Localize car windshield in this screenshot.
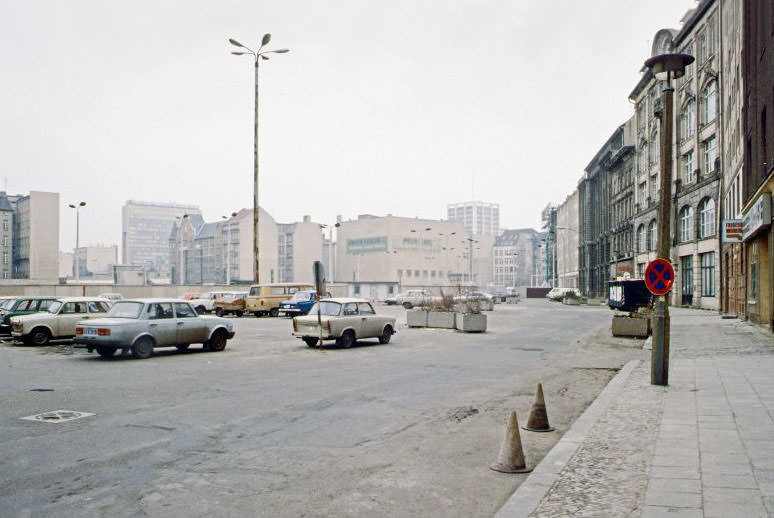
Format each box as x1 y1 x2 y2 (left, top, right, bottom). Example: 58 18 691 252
0 299 15 310
308 301 341 316
47 301 62 313
290 291 312 301
106 301 144 319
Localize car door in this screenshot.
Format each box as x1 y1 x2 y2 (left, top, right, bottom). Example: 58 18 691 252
357 302 380 337
57 302 89 337
146 303 177 345
341 302 362 336
174 303 207 344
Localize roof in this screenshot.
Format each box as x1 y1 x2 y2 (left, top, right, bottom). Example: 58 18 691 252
0 195 13 212
494 228 538 247
120 298 193 304
196 222 218 240
55 297 110 302
319 297 371 304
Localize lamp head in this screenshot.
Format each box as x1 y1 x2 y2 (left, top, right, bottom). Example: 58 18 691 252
644 53 694 82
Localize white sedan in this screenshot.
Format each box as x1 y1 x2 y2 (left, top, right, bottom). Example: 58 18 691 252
292 298 396 348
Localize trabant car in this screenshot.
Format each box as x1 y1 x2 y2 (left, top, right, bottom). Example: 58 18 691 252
278 290 332 317
10 297 112 345
0 296 58 334
213 292 248 317
246 283 313 317
292 297 396 348
74 299 235 359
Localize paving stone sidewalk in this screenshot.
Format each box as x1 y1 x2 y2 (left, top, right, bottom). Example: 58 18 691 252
497 309 774 518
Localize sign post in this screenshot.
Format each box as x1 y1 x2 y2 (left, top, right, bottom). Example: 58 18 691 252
313 261 325 349
645 258 675 385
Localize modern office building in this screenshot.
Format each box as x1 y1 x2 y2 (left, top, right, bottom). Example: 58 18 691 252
2 191 60 280
122 200 201 280
0 194 13 280
446 201 500 237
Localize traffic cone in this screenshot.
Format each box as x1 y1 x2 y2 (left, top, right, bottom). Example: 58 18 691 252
490 411 533 473
523 383 555 433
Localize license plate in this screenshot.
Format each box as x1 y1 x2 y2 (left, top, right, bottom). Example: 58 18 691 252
84 328 97 335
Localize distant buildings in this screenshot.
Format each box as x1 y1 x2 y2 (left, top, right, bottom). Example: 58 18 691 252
122 200 202 280
73 245 119 279
0 191 60 280
447 201 500 237
492 229 541 287
556 189 580 289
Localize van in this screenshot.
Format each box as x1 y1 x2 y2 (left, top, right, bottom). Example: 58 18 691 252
246 283 314 317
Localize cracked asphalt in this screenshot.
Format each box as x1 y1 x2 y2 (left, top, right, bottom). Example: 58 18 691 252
0 299 646 517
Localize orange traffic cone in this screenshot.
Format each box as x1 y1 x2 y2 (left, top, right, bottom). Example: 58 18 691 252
523 383 555 432
490 411 533 473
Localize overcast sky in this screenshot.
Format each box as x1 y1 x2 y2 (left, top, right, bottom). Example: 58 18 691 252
0 0 697 252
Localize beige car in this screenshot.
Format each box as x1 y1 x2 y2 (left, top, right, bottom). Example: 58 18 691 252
246 283 313 317
11 297 112 345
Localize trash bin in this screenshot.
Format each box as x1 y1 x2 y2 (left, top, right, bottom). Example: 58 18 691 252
608 280 653 313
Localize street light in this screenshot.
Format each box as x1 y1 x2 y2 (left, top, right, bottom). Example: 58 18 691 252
221 212 238 284
645 52 694 387
229 34 290 285
175 214 189 285
67 202 86 281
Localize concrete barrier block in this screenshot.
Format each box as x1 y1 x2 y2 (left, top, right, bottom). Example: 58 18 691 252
427 311 456 329
611 314 649 337
406 309 428 328
455 312 487 332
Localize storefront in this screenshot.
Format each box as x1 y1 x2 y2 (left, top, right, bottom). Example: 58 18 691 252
742 193 772 325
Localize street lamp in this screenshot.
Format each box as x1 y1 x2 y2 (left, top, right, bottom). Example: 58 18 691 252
175 214 189 284
67 202 86 281
644 52 694 386
221 212 238 284
229 34 290 285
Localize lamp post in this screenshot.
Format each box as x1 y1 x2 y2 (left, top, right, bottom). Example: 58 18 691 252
645 52 694 386
68 202 86 281
221 212 238 284
229 34 289 285
175 214 189 285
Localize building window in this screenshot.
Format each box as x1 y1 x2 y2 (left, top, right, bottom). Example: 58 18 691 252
353 284 361 295
680 101 695 139
750 246 758 300
649 132 660 165
639 144 648 173
650 175 658 200
639 182 647 205
682 150 695 183
2 253 6 265
637 224 646 252
702 135 717 175
708 15 717 55
698 198 715 238
698 31 707 63
648 219 657 250
681 256 694 296
701 81 717 124
2 271 7 279
701 252 715 296
637 263 646 278
2 220 6 231
679 206 694 242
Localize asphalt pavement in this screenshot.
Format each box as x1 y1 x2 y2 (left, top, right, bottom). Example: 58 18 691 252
0 299 644 518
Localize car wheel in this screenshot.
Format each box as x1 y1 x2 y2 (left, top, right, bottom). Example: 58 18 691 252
96 346 116 358
402 302 413 309
235 311 244 318
253 312 262 318
215 308 224 317
30 327 51 346
269 308 279 317
206 330 227 352
176 344 190 351
303 336 319 347
336 330 355 348
196 305 207 314
131 337 154 359
378 326 393 345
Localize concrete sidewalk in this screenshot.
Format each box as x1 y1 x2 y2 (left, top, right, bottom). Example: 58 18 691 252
497 309 774 518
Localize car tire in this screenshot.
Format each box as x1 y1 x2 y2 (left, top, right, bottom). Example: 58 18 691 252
253 312 262 318
96 346 116 358
215 308 224 317
402 302 413 309
269 308 279 317
303 336 319 347
206 330 227 352
378 326 393 345
235 311 244 318
176 344 190 351
337 330 355 349
29 327 51 346
195 305 206 314
131 337 154 359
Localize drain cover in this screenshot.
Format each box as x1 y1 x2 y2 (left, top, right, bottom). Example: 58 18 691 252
20 410 95 423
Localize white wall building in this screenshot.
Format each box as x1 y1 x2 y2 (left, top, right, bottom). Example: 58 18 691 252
8 191 60 280
447 201 500 237
556 189 580 288
74 245 119 279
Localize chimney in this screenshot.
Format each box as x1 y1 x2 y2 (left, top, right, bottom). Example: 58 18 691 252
303 215 311 223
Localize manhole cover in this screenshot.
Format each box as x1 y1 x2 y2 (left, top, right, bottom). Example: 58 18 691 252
20 410 95 423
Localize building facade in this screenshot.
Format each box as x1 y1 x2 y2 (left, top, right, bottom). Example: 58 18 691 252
0 195 13 280
8 191 60 280
73 245 119 279
447 201 500 237
122 200 202 280
492 228 541 288
556 189 580 288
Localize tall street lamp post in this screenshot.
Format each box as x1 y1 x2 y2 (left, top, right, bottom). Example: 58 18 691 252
221 212 238 284
68 202 86 281
229 34 289 285
645 52 694 386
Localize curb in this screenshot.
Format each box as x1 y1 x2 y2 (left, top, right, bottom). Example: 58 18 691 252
494 359 640 518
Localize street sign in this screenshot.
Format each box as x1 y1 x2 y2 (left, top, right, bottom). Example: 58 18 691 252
644 258 674 296
722 219 744 242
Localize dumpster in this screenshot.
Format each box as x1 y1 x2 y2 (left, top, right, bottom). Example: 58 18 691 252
608 279 653 313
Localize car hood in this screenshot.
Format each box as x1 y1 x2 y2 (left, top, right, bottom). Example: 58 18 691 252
11 313 51 324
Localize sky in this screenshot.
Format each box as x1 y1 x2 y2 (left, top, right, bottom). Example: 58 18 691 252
0 0 697 252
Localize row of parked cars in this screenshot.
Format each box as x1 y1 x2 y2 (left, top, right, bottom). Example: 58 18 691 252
180 284 325 318
385 289 519 310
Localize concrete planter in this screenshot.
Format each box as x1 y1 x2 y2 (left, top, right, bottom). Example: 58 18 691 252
505 296 520 304
611 314 649 337
427 311 456 329
406 309 428 328
563 297 581 305
455 312 487 333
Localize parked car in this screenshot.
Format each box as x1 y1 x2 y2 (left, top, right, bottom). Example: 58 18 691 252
74 299 235 359
278 290 332 317
246 283 314 317
10 297 112 345
188 292 229 314
0 296 59 334
395 290 441 309
459 291 495 311
213 292 248 317
292 298 396 348
180 292 201 301
384 294 398 305
97 293 123 302
546 288 581 301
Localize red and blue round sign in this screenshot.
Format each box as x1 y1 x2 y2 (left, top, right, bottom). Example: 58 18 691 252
644 258 674 296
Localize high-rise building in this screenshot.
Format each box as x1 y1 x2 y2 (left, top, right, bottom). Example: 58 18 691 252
122 200 201 279
0 191 60 280
446 201 500 237
0 195 13 280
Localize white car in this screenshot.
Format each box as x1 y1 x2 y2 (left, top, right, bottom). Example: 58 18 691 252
97 293 123 302
292 298 397 348
11 297 112 345
188 292 229 314
546 288 581 301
